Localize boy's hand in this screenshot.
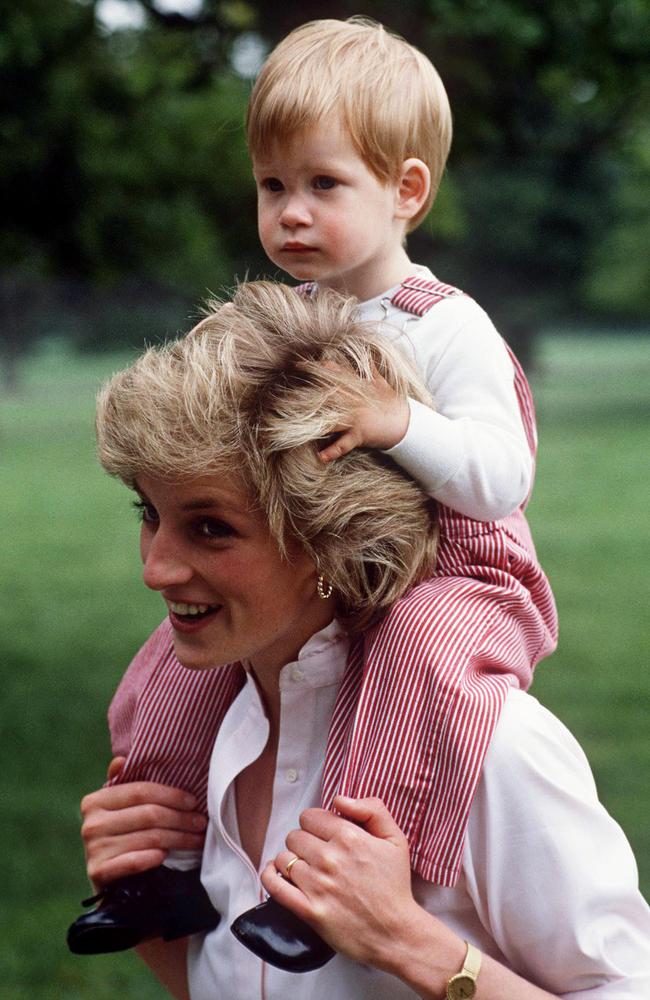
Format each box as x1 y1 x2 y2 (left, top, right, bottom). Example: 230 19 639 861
80 758 207 889
318 367 410 462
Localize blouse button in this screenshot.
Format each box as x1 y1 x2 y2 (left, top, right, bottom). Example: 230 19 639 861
286 768 299 783
292 666 305 682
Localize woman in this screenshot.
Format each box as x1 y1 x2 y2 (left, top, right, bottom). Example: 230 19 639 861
81 282 650 999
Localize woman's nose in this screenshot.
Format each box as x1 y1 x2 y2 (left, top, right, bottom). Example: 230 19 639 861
141 527 193 592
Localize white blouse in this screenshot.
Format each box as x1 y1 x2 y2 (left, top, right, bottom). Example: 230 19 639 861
187 622 650 999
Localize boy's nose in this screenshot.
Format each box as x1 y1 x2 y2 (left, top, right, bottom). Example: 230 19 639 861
279 195 312 228
141 528 193 592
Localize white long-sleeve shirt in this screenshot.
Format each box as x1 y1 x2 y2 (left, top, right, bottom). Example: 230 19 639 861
358 268 534 520
187 621 650 999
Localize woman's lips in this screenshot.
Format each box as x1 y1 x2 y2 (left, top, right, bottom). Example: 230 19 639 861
167 602 221 633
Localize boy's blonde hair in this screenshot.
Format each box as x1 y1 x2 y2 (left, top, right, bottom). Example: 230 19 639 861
96 281 438 631
246 17 452 229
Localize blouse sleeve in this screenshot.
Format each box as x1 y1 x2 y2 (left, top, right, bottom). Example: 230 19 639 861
460 691 650 998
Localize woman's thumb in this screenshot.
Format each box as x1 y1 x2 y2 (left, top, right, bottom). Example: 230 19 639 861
106 756 126 782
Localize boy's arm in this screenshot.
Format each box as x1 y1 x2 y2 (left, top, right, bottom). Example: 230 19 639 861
321 300 533 521
385 394 532 520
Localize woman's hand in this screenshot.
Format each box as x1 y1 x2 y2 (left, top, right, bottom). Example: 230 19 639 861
260 795 424 970
81 757 207 889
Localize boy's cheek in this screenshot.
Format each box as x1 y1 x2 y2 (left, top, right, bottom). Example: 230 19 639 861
257 219 275 257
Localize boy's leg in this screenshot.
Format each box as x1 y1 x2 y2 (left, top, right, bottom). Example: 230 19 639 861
107 626 245 814
68 629 244 954
326 568 555 882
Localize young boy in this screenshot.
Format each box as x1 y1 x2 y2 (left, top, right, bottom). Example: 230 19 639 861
68 17 557 967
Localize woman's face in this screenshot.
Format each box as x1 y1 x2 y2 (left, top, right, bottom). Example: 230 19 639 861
135 473 333 677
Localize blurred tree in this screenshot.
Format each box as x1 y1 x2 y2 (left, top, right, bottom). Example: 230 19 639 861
1 0 648 381
583 126 650 321
414 0 650 360
0 0 257 378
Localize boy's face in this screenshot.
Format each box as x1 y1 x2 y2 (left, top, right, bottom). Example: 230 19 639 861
253 117 408 301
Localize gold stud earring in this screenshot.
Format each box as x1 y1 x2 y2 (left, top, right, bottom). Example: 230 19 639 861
317 574 333 600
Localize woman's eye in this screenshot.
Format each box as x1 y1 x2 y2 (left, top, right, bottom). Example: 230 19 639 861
262 177 283 192
313 175 337 190
196 518 234 540
133 499 158 524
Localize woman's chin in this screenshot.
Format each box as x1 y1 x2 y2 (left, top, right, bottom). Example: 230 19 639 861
170 630 228 673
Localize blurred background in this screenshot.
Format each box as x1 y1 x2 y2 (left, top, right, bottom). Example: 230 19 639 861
1 0 649 996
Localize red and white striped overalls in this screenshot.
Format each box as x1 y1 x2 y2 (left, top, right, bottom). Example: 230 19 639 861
108 277 557 887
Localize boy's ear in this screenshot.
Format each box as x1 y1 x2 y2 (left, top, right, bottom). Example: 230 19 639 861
395 159 431 222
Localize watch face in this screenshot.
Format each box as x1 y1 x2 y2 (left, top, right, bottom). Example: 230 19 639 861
448 974 476 999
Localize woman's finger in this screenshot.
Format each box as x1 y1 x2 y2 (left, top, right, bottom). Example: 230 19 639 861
260 860 315 925
85 828 206 887
81 781 197 816
83 819 206 855
299 806 355 840
333 795 406 844
285 827 338 868
89 848 169 887
106 756 126 781
262 805 417 967
82 802 206 840
274 850 309 884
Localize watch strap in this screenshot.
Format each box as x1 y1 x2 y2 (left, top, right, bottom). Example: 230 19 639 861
446 940 482 999
462 942 481 978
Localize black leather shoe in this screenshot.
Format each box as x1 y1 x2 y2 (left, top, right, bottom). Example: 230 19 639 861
67 865 220 954
230 897 335 972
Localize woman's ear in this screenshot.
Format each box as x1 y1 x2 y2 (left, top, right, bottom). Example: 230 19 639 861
395 158 431 222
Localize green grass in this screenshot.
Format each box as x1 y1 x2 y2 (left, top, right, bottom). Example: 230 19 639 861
1 334 649 995
527 334 650 876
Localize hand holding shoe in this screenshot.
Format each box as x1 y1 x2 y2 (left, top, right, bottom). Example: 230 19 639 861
68 759 216 955
233 796 419 973
80 758 207 888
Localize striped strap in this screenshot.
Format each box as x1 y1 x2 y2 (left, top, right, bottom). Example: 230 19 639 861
391 276 538 461
390 276 465 315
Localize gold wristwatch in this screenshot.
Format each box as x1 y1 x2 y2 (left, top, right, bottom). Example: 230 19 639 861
446 941 482 999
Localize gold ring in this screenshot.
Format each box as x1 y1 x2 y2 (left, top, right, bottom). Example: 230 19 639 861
284 856 300 879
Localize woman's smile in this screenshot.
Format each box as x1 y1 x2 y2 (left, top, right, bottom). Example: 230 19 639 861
166 601 222 633
136 473 334 677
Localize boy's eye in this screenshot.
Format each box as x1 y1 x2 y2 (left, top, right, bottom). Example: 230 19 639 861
313 175 337 190
262 177 284 192
133 499 158 524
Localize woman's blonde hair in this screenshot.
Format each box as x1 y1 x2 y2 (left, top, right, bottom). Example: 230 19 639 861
96 281 437 631
246 17 452 229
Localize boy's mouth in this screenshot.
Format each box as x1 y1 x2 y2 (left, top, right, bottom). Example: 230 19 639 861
282 242 317 252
